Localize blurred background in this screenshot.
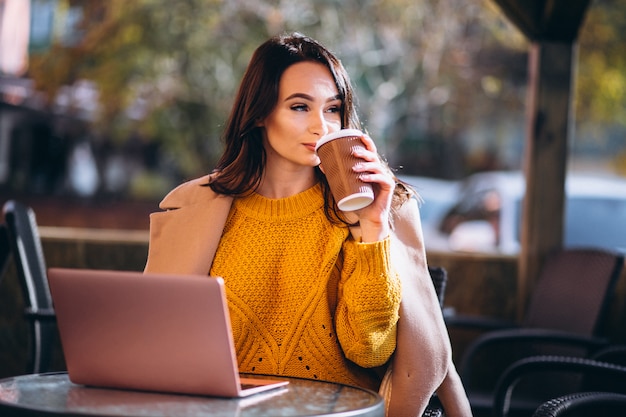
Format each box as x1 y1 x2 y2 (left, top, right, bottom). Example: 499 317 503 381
2 2 626 398
1 0 625 249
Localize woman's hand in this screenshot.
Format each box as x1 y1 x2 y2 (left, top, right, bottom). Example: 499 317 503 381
352 134 395 242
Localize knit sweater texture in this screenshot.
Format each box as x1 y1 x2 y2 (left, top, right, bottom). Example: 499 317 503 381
210 184 401 390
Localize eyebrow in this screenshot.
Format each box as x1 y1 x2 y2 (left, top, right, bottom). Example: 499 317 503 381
284 93 342 102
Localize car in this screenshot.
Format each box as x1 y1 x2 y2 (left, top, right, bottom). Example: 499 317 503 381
431 171 626 254
397 175 460 250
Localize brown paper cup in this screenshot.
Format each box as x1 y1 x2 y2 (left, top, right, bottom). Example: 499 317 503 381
315 129 374 211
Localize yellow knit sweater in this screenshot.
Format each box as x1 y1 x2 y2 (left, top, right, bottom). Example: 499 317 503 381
210 184 401 390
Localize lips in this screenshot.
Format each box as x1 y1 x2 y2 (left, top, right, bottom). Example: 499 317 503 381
304 143 317 152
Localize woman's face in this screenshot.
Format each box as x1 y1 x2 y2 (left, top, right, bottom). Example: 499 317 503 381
259 61 342 170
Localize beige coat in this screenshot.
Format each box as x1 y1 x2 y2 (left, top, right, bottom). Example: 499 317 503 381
145 175 457 417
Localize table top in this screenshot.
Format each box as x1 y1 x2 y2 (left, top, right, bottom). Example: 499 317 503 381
0 372 384 417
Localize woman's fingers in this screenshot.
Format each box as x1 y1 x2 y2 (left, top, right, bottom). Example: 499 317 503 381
352 136 394 190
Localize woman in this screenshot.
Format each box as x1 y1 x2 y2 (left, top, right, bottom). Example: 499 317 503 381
145 32 471 417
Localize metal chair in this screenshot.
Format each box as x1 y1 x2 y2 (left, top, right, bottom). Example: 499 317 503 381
492 345 626 417
0 224 10 283
3 200 57 374
446 248 625 416
420 266 449 417
428 266 447 309
532 392 626 417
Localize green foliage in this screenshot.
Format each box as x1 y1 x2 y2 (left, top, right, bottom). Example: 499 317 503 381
25 0 626 186
577 0 626 126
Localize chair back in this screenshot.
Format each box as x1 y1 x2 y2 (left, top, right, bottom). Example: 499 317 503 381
0 224 11 282
522 248 624 336
428 266 447 309
3 200 59 374
3 200 53 314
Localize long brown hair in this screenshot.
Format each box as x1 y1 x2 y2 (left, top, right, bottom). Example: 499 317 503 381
209 32 361 222
210 32 413 223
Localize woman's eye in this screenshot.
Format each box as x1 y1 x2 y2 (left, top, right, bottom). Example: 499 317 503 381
326 106 341 113
291 104 308 112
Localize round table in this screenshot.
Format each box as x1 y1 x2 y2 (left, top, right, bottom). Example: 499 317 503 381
0 372 384 417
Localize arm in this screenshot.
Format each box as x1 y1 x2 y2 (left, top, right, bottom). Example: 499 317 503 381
335 238 402 367
333 134 402 367
345 134 471 415
436 359 473 417
386 259 451 417
387 196 470 417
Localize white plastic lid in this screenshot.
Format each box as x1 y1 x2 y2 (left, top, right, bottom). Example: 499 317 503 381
314 129 364 151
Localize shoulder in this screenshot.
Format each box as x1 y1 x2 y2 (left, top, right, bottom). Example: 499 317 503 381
159 174 218 210
390 183 423 242
391 182 420 221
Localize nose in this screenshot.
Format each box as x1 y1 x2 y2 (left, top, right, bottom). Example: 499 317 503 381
309 110 330 137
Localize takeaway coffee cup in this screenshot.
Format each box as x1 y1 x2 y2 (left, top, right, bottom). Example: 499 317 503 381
315 129 375 211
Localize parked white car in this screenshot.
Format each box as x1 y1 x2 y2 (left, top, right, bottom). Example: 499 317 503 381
428 171 626 254
397 175 459 250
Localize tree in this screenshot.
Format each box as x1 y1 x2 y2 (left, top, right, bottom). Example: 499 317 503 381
24 0 623 198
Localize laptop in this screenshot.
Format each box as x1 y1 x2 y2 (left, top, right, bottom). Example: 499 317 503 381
47 268 289 398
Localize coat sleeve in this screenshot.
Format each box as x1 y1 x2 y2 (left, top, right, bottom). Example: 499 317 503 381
383 196 453 417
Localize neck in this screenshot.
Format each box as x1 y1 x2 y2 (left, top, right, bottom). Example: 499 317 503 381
257 168 318 199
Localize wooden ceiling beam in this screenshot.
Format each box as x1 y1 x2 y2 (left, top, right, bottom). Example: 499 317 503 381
492 0 592 42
